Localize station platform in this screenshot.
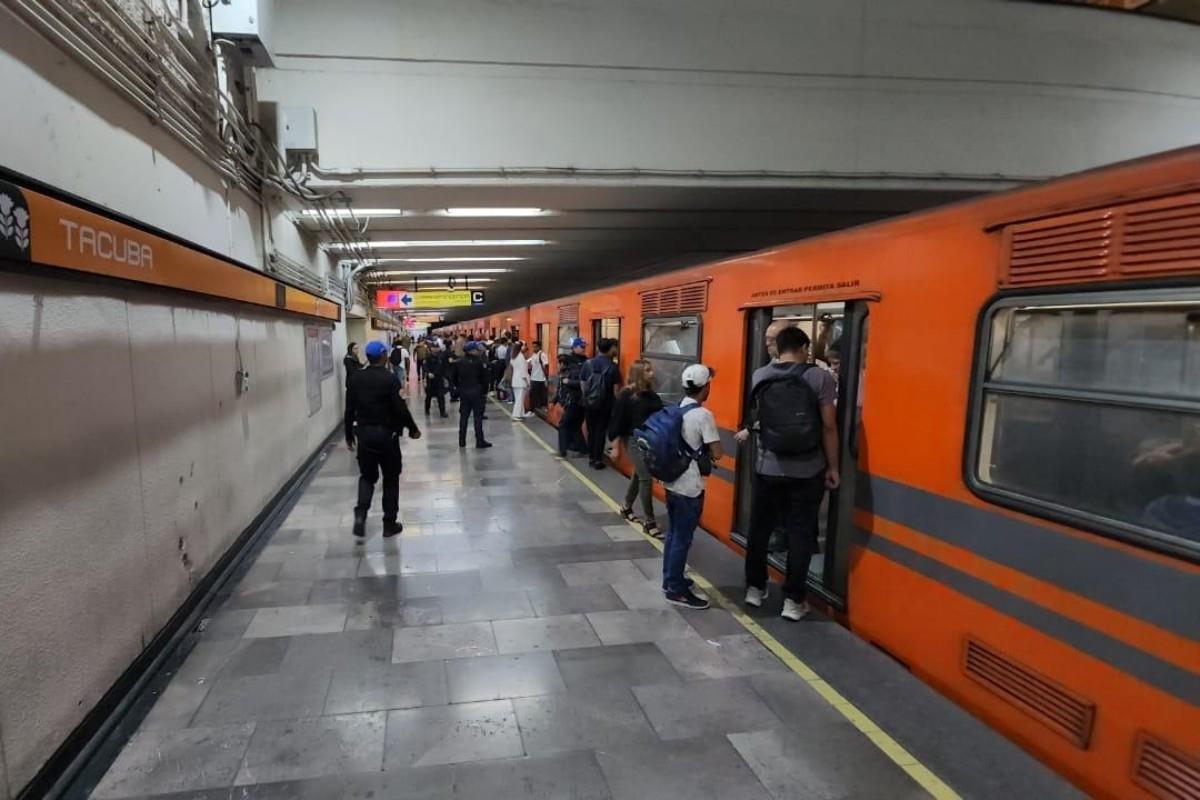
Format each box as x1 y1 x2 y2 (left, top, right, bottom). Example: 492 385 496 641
84 398 1082 800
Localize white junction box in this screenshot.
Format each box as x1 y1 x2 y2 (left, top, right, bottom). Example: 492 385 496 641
279 106 319 157
210 0 275 67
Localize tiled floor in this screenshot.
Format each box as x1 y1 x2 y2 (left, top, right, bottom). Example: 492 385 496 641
88 398 937 799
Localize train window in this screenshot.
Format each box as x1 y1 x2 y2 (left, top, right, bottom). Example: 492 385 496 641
557 324 579 355
971 290 1200 558
642 315 702 401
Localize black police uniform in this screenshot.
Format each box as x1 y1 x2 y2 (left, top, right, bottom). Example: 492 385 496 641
424 351 449 417
344 364 420 535
451 350 491 448
557 352 588 457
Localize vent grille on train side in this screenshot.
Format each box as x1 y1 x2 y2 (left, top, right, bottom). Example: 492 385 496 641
1133 734 1200 800
1001 192 1200 287
962 638 1096 748
641 280 709 316
557 303 579 324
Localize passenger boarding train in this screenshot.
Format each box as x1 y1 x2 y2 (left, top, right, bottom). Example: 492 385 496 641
442 147 1200 800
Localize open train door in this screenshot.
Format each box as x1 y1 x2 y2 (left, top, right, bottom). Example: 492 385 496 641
731 299 869 610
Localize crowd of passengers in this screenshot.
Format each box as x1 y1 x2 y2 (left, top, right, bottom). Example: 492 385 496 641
341 325 842 618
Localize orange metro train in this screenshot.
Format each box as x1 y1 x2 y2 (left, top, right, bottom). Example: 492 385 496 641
440 147 1200 800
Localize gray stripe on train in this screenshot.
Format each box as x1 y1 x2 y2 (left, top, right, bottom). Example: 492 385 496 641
852 528 1200 707
857 474 1198 642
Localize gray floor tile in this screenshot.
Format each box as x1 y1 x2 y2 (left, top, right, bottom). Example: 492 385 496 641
453 750 612 800
343 597 443 630
557 560 648 587
602 523 645 542
138 675 212 731
197 609 256 640
307 576 402 605
392 621 498 663
191 670 332 726
91 724 254 798
596 736 768 800
278 629 392 674
384 700 524 768
439 590 534 623
234 712 386 785
446 652 566 703
585 609 701 646
729 725 928 800
514 688 658 756
243 605 347 638
526 585 626 617
324 660 448 714
680 606 747 639
223 582 314 611
277 555 361 581
357 552 438 577
219 638 290 678
435 550 513 572
631 557 662 582
171 639 241 684
610 580 672 610
492 614 601 654
223 764 455 799
478 563 569 592
553 643 683 696
400 570 483 599
747 671 852 728
655 634 788 681
633 678 781 740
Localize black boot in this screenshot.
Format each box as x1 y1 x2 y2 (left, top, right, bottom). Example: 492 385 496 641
352 512 366 540
383 520 403 538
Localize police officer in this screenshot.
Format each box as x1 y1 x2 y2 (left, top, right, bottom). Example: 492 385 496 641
345 340 421 540
451 341 492 449
424 341 449 418
556 337 589 458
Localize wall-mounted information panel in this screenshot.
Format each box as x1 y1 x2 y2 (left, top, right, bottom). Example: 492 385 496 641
0 177 340 322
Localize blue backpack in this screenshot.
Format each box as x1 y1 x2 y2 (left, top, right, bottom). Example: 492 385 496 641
633 403 703 482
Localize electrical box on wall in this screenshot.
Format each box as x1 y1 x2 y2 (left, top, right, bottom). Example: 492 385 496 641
279 106 319 158
210 0 275 67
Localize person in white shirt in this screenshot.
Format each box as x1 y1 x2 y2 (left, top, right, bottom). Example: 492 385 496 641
528 340 550 411
662 364 723 610
509 341 532 420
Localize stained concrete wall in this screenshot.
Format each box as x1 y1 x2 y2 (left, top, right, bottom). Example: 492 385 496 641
261 0 1200 181
0 7 342 795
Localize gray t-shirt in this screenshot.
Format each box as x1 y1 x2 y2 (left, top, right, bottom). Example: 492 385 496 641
750 361 837 479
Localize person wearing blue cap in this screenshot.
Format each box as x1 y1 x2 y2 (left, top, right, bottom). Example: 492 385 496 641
554 337 589 458
451 340 493 449
344 340 422 539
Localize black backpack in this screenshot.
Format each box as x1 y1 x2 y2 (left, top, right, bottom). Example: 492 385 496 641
752 364 822 455
581 359 610 409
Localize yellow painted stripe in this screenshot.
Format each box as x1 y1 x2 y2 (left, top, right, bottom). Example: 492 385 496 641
500 400 961 800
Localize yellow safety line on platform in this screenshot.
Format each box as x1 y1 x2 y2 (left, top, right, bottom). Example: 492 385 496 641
499 401 960 800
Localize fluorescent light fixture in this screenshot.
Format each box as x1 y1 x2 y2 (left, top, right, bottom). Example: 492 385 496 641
326 239 548 250
368 277 497 283
369 268 510 275
360 256 525 264
439 207 550 217
300 209 411 218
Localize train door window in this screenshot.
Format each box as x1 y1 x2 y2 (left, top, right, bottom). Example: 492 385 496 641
537 323 551 352
969 289 1200 559
642 315 702 402
557 323 579 355
593 317 621 358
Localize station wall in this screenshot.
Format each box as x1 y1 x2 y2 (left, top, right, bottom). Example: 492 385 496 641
261 0 1200 182
0 8 343 796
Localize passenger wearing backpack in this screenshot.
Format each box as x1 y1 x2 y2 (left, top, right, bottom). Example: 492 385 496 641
579 338 621 470
607 359 664 537
734 326 840 621
647 363 722 610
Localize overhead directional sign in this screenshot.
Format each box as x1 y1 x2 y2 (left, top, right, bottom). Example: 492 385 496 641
376 289 481 309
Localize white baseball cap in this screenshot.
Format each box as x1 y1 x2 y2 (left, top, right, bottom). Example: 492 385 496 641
681 363 715 389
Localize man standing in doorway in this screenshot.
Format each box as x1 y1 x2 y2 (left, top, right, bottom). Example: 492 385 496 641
735 326 840 621
580 338 621 470
529 340 550 411
452 341 493 449
345 340 422 540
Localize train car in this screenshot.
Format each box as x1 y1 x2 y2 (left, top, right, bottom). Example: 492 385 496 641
449 147 1200 799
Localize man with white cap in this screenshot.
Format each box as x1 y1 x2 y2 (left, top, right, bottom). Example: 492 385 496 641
661 363 723 610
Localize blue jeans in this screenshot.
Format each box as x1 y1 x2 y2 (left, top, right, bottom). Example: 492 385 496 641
663 491 704 594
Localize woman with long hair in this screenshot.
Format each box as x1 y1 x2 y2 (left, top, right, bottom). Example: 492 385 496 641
607 359 664 537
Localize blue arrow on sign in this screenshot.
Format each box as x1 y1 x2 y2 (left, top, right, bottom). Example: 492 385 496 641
400 293 414 307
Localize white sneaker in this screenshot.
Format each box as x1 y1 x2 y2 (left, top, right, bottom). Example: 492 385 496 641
744 586 768 608
781 599 810 621
523 412 534 418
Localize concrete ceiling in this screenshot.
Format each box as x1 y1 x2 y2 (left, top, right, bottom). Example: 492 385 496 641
298 183 984 323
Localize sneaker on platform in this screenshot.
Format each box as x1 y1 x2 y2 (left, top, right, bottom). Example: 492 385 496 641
664 588 710 610
745 586 768 608
781 599 810 621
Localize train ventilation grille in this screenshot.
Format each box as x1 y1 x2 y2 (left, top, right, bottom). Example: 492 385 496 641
1001 192 1200 287
557 303 579 324
962 637 1095 748
1133 734 1200 800
641 280 709 316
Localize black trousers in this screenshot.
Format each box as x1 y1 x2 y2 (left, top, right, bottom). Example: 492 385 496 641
458 393 487 445
585 405 612 464
355 425 402 522
530 380 548 410
744 472 826 602
558 403 586 456
425 383 446 416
